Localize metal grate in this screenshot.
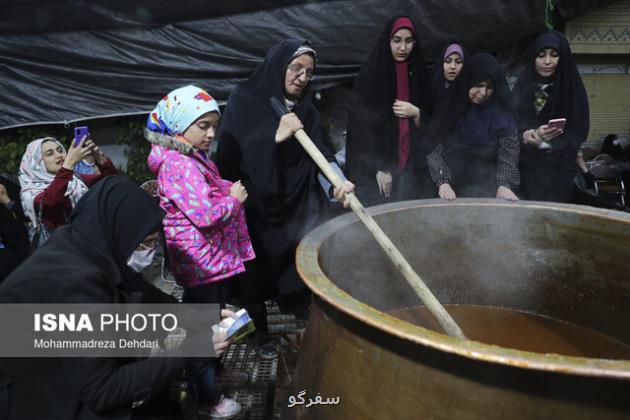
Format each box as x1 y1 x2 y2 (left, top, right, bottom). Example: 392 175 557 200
150 266 304 419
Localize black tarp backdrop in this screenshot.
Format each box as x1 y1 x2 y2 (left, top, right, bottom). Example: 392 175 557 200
0 0 619 129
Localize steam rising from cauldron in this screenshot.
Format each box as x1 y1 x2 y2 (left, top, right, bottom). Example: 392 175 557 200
313 201 630 345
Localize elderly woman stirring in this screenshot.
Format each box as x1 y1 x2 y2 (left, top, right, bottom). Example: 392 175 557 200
217 39 354 359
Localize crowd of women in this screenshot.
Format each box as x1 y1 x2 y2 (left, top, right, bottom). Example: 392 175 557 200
0 14 592 420
347 16 589 205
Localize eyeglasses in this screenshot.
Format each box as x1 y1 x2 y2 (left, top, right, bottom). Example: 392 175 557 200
390 38 415 49
287 63 315 81
139 236 160 251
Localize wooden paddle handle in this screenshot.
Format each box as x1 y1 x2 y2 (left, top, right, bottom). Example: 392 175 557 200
293 128 466 339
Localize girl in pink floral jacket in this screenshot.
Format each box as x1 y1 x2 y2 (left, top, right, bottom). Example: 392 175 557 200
146 85 255 304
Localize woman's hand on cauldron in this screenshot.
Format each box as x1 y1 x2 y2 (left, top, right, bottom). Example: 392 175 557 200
333 180 355 208
376 171 393 198
496 186 519 201
275 113 303 143
438 183 456 201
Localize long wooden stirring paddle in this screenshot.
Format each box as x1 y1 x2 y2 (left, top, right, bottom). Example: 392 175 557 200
270 97 466 339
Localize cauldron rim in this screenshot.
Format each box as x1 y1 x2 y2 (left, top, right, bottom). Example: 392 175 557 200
296 198 630 379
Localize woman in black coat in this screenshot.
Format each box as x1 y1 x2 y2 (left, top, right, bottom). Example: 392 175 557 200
0 176 29 282
217 39 354 357
0 176 230 420
510 31 590 203
345 15 433 204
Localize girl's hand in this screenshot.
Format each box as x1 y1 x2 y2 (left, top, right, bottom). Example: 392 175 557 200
229 180 248 203
212 327 231 357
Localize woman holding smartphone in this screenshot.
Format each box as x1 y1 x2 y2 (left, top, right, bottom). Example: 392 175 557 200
19 135 117 236
510 31 589 202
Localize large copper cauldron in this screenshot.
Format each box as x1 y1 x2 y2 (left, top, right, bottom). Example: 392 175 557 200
286 199 630 419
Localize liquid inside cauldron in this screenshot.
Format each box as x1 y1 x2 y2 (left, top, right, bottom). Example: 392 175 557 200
390 305 630 359
291 201 630 419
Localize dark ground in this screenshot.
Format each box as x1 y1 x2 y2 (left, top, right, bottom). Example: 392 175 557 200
147 259 304 420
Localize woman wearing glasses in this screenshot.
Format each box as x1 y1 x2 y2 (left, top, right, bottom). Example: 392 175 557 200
346 15 433 204
217 39 354 359
0 176 235 420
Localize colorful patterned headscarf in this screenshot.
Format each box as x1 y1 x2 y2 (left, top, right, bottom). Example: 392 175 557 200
145 85 220 154
19 137 89 227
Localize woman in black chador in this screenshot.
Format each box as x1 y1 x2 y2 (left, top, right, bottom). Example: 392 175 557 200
0 176 234 419
510 31 589 203
426 53 520 200
431 42 467 108
345 15 432 204
217 39 353 358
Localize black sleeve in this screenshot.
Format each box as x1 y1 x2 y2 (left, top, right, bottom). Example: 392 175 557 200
74 353 186 413
496 130 520 189
216 125 242 183
548 129 583 164
427 144 451 186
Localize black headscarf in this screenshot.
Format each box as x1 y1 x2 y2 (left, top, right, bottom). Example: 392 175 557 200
345 15 431 189
427 53 515 150
510 31 589 156
0 176 29 256
218 39 334 207
430 42 467 107
217 39 335 296
70 175 164 272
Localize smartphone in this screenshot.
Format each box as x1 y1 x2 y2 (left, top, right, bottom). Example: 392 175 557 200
547 118 566 131
74 126 89 147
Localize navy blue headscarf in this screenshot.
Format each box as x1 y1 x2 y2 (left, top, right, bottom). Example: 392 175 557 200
427 53 516 149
